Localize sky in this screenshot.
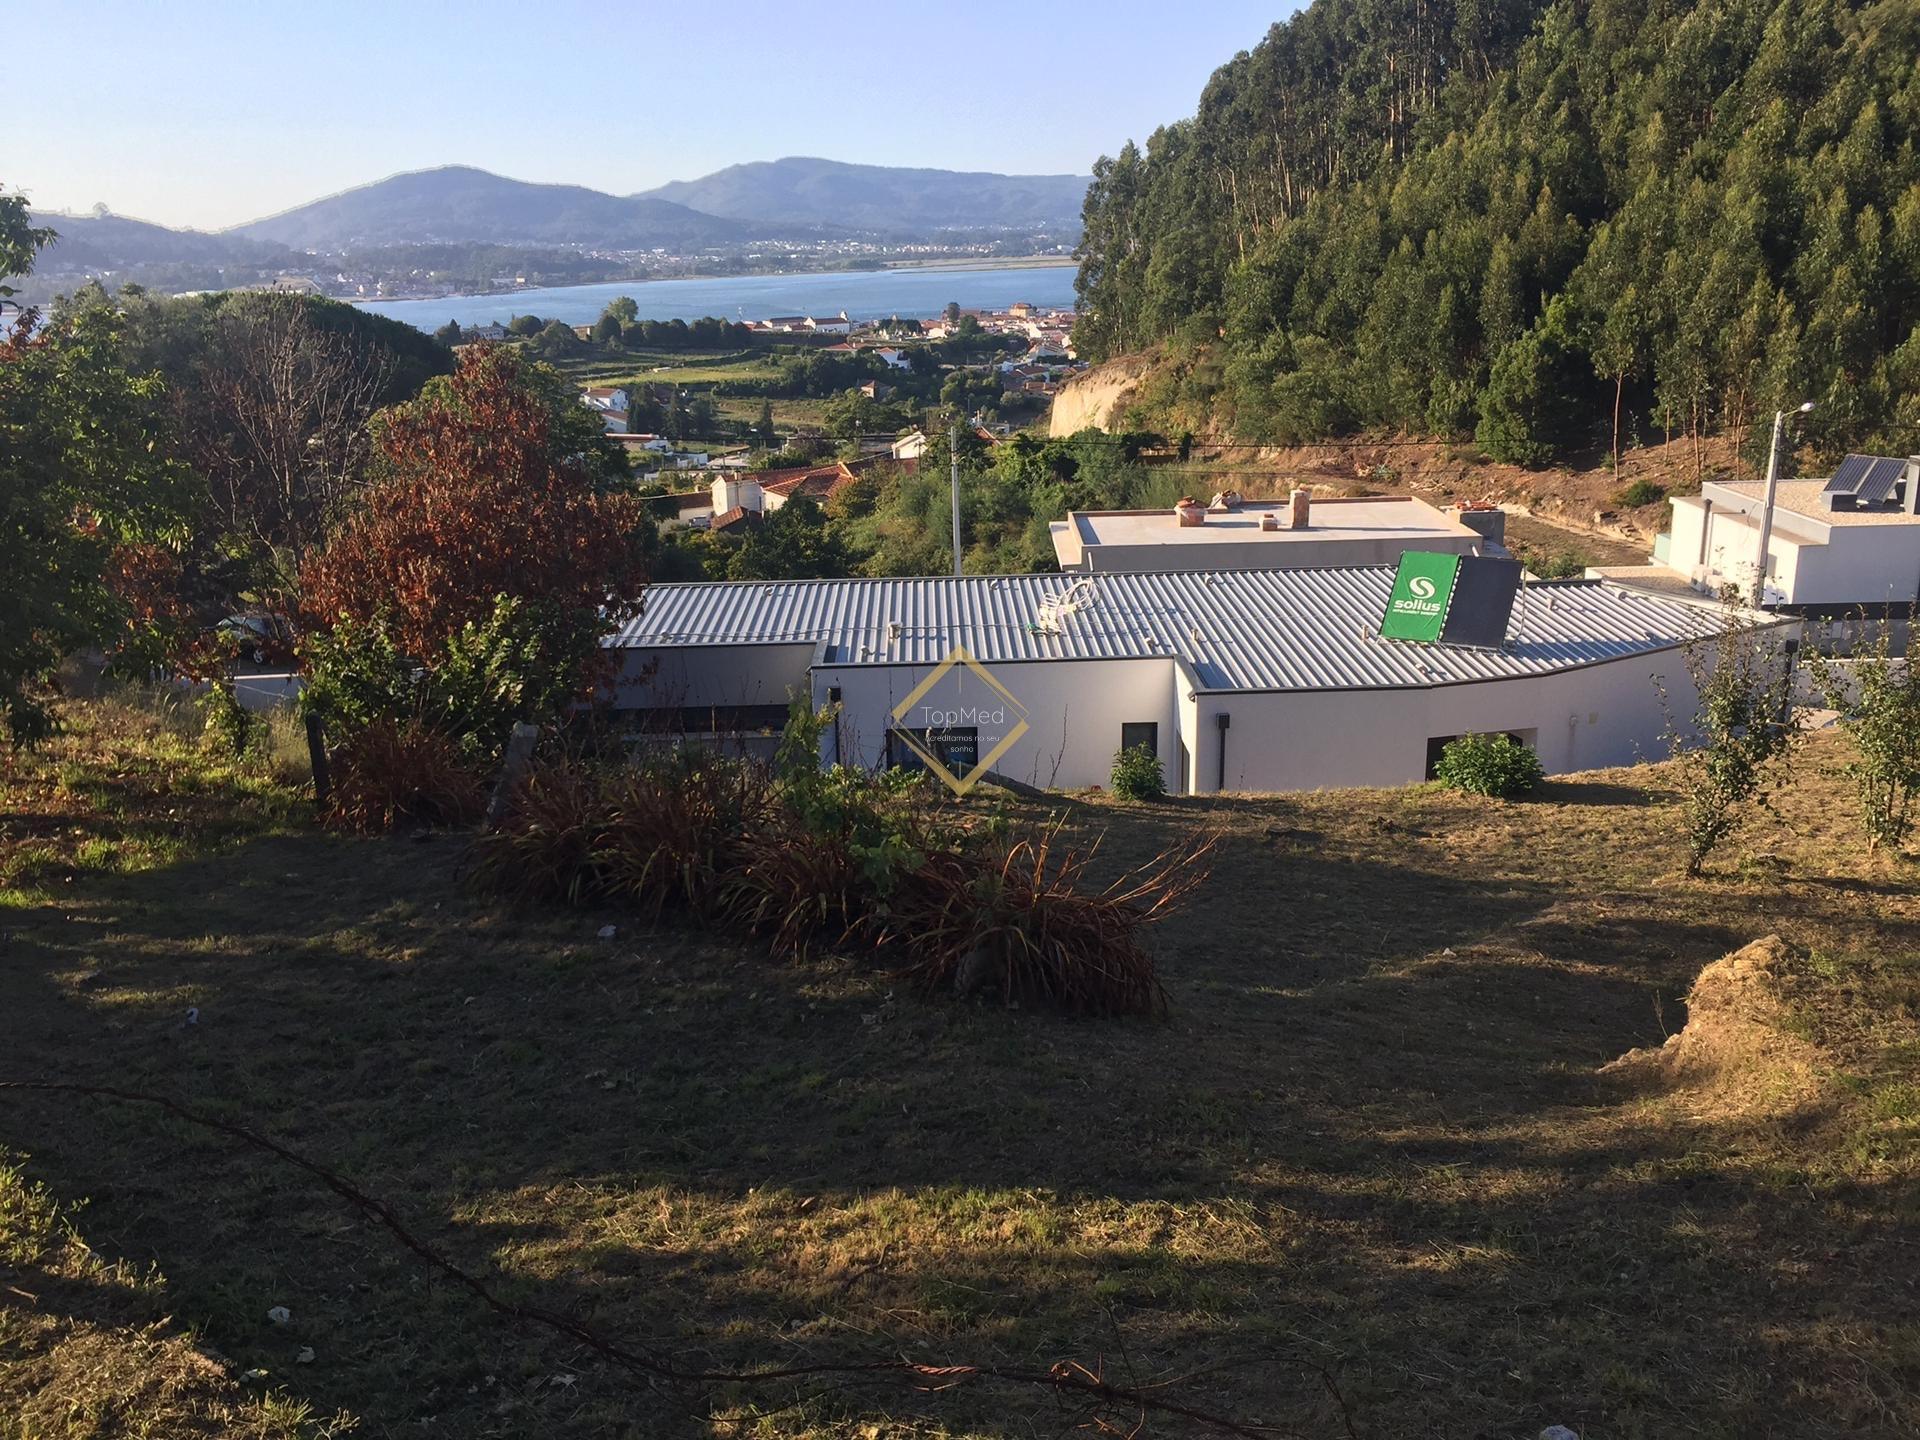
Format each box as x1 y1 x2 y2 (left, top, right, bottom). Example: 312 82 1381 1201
13 1 1295 231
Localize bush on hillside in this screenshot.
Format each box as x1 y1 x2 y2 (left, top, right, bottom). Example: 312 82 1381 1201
468 704 1214 1015
1615 478 1667 507
1433 733 1544 799
1110 743 1166 800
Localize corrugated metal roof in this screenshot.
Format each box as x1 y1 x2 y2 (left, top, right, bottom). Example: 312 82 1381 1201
609 568 1771 694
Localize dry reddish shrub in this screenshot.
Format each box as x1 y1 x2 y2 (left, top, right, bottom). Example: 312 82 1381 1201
325 719 486 833
597 760 771 919
718 817 864 961
878 824 1215 1017
468 752 1213 1018
462 760 609 903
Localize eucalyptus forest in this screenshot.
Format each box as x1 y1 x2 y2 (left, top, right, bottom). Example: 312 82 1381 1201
1072 0 1920 464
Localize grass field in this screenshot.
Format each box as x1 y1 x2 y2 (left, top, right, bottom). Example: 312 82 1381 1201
2 696 1916 1437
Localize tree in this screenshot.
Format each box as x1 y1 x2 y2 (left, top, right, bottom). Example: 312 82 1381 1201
756 399 777 445
1663 608 1801 877
0 266 198 743
1475 299 1584 465
944 301 961 326
1807 619 1920 854
300 346 647 664
507 314 543 337
112 288 457 611
591 312 622 345
1 186 55 296
191 293 397 568
433 319 464 346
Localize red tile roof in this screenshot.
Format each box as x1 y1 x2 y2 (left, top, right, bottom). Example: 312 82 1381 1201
756 461 859 501
710 505 762 532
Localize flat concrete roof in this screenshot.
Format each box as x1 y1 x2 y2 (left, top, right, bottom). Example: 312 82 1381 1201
1059 495 1481 550
1699 480 1920 527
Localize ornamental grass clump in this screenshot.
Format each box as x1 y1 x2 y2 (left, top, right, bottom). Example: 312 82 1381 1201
324 718 487 833
880 824 1214 1017
468 700 1215 1018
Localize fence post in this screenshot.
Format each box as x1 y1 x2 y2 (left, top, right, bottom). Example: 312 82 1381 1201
484 722 541 830
304 713 331 807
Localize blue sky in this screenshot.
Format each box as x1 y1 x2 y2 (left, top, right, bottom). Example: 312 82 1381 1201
14 1 1296 231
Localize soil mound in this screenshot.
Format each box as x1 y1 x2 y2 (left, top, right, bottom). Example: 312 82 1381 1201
1602 935 1827 1121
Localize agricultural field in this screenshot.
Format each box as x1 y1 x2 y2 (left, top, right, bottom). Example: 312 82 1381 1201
2 695 1916 1438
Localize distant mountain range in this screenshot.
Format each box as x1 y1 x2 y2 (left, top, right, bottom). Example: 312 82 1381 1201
35 210 291 271
197 159 1089 252
229 166 754 251
17 158 1091 300
638 157 1091 232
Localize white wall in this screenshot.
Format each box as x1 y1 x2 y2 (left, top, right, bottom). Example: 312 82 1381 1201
1790 525 1920 606
812 657 1179 790
1192 647 1740 792
614 623 1798 794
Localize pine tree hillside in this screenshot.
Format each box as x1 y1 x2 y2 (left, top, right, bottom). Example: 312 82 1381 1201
1072 0 1920 464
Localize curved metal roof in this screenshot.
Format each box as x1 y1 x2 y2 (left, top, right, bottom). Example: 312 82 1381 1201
609 568 1771 694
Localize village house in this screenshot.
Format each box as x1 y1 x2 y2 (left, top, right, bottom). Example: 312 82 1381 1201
581 386 631 434
1603 453 1920 612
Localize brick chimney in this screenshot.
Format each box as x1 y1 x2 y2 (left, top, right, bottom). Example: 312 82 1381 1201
1288 488 1312 530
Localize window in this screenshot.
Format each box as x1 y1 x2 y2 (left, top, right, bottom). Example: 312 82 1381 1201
1120 722 1159 756
887 726 979 775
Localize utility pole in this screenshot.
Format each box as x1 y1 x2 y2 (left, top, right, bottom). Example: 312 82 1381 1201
1752 400 1813 606
950 421 963 578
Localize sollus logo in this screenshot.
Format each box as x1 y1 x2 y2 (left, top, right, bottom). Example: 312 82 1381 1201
1408 575 1437 599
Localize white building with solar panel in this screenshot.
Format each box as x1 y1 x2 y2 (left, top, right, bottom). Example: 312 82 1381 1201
1628 454 1920 612
608 567 1796 794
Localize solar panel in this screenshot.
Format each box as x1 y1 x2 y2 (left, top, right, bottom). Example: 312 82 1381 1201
1825 454 1875 494
1856 456 1906 504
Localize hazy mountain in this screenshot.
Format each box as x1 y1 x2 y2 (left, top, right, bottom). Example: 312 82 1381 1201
30 210 291 270
228 166 754 250
641 156 1090 231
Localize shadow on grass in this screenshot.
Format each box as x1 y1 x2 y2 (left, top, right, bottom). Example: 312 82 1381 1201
2 824 1916 1437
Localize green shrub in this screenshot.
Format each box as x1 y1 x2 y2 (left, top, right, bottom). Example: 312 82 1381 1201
1616 478 1667 507
1433 733 1544 798
1110 743 1166 801
199 683 257 758
1525 548 1592 580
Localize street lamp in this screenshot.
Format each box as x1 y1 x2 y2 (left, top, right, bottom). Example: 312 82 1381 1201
1752 400 1815 605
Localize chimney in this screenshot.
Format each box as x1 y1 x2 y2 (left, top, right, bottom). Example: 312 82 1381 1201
1175 496 1206 527
1289 488 1312 530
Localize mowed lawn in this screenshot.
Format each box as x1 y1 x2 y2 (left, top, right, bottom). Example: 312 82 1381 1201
2 699 1916 1438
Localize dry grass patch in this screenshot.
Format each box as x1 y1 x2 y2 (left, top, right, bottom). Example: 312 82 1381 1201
0 699 1916 1437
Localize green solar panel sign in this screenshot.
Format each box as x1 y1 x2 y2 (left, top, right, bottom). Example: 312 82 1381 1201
1380 551 1460 643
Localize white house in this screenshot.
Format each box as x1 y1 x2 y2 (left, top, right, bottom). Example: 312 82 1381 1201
581 386 630 434
1051 493 1493 573
875 348 911 370
1612 455 1920 612
891 430 930 462
607 569 1794 794
807 312 853 336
